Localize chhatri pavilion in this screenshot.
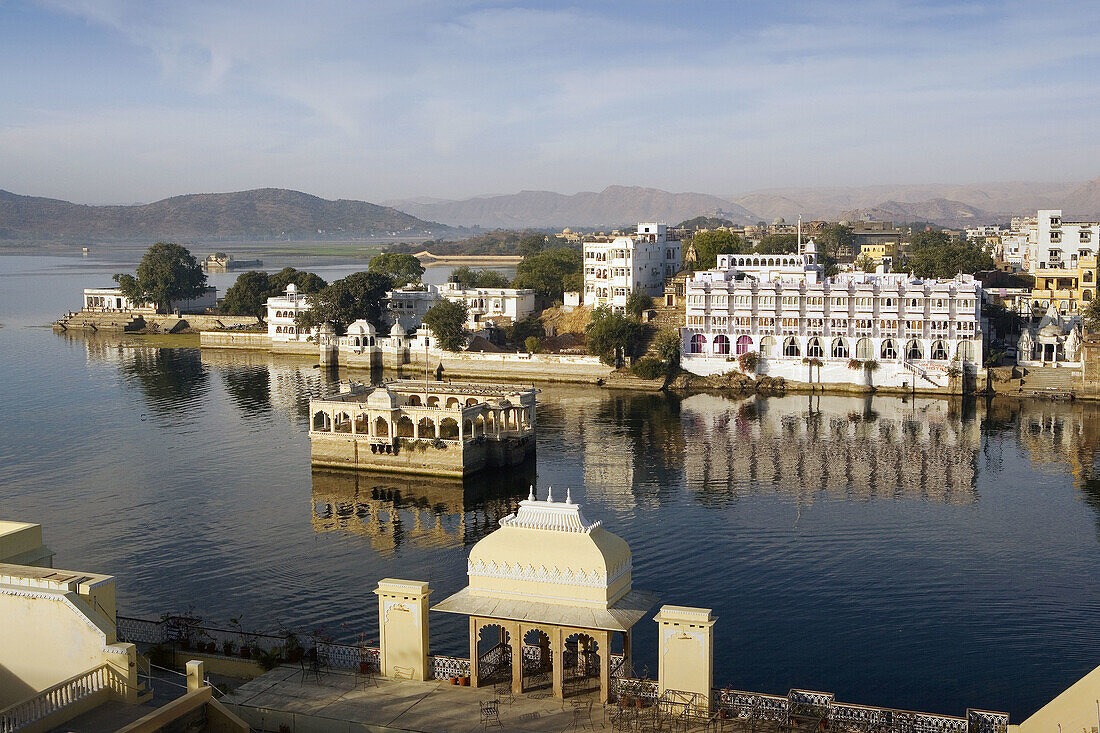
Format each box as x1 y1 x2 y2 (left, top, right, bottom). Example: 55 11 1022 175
433 487 659 702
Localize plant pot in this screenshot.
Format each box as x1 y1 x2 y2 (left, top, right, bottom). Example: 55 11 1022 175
359 661 371 673
635 699 643 709
459 676 470 686
719 710 729 720
450 677 459 685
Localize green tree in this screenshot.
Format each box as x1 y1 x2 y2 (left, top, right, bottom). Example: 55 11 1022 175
368 252 425 286
113 242 207 313
908 229 951 250
506 315 545 345
422 300 468 351
755 234 799 254
625 289 654 318
652 330 680 366
908 241 994 279
1083 298 1100 333
585 308 643 366
269 267 326 294
524 336 542 353
816 223 853 261
220 268 327 317
449 266 511 289
512 247 583 298
690 230 744 268
296 271 395 335
518 234 547 258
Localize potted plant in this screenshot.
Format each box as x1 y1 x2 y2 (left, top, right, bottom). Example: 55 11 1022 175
239 643 252 659
222 639 236 656
450 676 459 685
459 675 470 686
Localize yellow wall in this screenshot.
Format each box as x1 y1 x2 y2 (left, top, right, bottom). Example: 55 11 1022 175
1019 663 1100 733
0 522 53 567
376 579 430 681
655 605 715 712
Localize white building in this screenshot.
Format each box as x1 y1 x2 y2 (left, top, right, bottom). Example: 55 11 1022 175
583 223 681 310
965 225 1003 240
266 283 314 342
82 286 217 314
681 264 983 390
1027 209 1100 272
385 283 536 330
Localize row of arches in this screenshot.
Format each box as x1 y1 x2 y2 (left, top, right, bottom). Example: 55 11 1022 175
687 334 975 362
273 325 299 334
312 408 531 439
271 310 298 318
405 395 481 408
726 255 805 267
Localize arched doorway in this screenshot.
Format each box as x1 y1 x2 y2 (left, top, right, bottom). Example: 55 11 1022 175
563 632 600 698
475 624 512 687
521 629 552 692
396 416 415 437
417 417 436 439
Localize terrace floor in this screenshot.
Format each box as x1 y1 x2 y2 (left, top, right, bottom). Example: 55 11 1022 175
219 666 624 732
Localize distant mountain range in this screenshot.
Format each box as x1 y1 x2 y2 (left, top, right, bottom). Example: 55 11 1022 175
0 188 448 242
387 180 1100 230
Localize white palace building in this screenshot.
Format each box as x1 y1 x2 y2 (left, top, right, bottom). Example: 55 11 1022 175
680 244 984 390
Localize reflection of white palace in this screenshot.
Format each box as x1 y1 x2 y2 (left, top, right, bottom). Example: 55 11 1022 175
682 394 980 505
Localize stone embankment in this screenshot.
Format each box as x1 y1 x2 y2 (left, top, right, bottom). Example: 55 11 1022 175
56 310 260 333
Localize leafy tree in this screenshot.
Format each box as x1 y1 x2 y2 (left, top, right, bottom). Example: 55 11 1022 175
524 336 541 353
585 308 643 366
296 271 395 335
1083 298 1100 333
113 242 206 313
422 299 467 351
652 330 680 366
506 315 545 345
512 247 583 299
690 230 744 268
908 229 951 251
854 254 877 273
220 268 327 317
677 216 735 231
368 252 424 286
449 266 511 289
755 234 799 254
908 241 994 279
625 289 654 318
518 234 547 258
816 223 853 261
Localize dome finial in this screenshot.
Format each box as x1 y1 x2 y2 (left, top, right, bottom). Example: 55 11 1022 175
547 486 553 503
528 485 535 501
566 488 573 504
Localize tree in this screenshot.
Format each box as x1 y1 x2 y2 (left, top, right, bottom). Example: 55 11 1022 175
908 241 994 279
524 336 541 353
449 266 511 289
816 223 853 261
220 267 327 317
113 242 206 313
518 234 547 258
625 289 654 318
512 247 583 298
755 234 799 254
908 229 951 251
506 315 545 345
690 230 744 268
585 308 643 366
368 252 424 286
423 300 467 351
1082 298 1100 333
296 271 395 335
855 254 877 273
652 330 680 366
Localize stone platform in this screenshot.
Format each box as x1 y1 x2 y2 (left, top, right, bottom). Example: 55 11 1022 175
221 666 610 732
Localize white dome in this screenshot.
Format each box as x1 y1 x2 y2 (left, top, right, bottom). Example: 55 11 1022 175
366 387 399 408
390 322 406 336
346 319 375 336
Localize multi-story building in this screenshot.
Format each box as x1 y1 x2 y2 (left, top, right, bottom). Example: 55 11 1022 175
1024 209 1099 314
82 286 217 314
583 223 680 310
386 283 536 331
681 259 983 389
385 285 441 330
266 283 315 342
965 225 1003 240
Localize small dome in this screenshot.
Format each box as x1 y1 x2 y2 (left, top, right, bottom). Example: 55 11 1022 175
390 322 406 336
1040 323 1063 337
839 220 851 227
562 228 573 234
773 217 786 225
366 387 399 408
286 282 298 294
346 319 375 336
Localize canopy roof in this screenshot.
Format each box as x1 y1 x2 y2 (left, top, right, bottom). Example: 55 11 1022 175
432 586 658 632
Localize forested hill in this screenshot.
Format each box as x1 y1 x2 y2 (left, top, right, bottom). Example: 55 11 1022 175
0 188 447 242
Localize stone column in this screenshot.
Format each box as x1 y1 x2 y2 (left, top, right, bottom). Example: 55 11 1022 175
552 626 565 699
510 621 523 695
623 629 632 677
374 579 431 681
655 605 716 716
469 617 480 688
598 630 611 704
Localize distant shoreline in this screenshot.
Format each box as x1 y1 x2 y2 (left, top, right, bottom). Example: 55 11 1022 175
415 251 524 266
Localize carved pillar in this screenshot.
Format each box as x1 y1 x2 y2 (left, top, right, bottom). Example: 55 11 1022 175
469 616 480 688
598 630 611 704
552 626 564 700
623 629 632 677
510 621 523 695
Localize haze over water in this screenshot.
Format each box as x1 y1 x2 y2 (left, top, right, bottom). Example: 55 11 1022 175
3 254 1100 721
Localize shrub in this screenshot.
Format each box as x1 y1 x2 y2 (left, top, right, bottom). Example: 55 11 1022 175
524 336 541 353
737 351 759 373
864 359 880 373
632 357 666 380
847 358 864 370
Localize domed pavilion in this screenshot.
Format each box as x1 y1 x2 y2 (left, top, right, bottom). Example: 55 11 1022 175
433 487 657 702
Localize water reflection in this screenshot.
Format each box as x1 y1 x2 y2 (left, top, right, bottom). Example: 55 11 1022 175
198 348 334 420
310 463 536 556
119 347 209 415
682 393 981 506
222 367 271 416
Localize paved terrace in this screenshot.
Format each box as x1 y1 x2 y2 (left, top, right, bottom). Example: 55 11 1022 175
221 666 616 732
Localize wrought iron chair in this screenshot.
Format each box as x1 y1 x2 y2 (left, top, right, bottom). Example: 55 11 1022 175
494 680 515 705
480 699 503 728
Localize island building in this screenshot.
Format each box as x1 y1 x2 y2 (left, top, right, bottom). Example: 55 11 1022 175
583 223 681 311
82 285 217 314
308 379 537 476
385 282 537 331
680 243 984 390
1020 209 1099 314
201 253 262 272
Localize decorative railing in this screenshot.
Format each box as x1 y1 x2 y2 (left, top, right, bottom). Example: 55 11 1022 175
609 654 627 679
429 655 470 680
611 677 659 704
967 709 1009 733
117 615 166 644
317 642 379 672
0 664 125 733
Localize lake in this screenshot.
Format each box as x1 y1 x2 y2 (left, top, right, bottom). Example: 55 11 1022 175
1 253 1099 720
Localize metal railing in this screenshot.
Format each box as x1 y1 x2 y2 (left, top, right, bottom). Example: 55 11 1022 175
0 663 124 733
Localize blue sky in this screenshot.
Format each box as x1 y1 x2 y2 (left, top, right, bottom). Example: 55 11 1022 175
1 0 1098 204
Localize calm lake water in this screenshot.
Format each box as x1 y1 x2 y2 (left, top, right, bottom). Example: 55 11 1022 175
2 254 1100 720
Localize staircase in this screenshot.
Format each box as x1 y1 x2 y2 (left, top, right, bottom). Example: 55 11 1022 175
1018 366 1079 397
54 310 144 332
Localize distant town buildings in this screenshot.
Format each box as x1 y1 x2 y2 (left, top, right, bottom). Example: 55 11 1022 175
583 223 681 310
384 282 536 331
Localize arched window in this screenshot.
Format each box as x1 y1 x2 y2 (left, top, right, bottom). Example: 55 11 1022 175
407 395 422 406
957 340 974 363
417 417 436 438
1086 291 1094 301
855 338 873 360
446 397 460 408
396 416 415 437
784 337 801 357
736 335 752 355
427 396 440 408
439 418 459 439
807 337 824 358
312 411 331 431
690 334 706 354
713 335 730 354
374 416 389 437
1086 271 1094 283
466 398 479 406
881 339 898 360
931 340 949 360
905 340 923 360
831 337 848 359
760 335 776 357
334 412 352 433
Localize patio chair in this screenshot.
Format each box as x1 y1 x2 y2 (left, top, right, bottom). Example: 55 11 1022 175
480 699 503 728
494 680 515 705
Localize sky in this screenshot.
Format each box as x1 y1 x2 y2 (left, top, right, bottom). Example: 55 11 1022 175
1 0 1099 205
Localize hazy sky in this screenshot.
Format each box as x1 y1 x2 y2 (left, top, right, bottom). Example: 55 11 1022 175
2 0 1099 204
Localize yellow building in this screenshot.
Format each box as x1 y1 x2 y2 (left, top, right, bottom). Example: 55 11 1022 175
857 241 898 264
1030 253 1097 314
